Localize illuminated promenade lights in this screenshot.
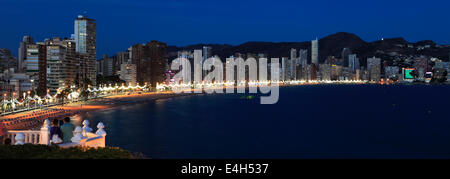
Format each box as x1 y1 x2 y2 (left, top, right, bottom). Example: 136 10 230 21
155 79 368 93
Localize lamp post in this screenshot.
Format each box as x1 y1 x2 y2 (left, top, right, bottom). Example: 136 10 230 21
12 92 16 112
22 92 26 110
2 93 6 113
27 91 31 110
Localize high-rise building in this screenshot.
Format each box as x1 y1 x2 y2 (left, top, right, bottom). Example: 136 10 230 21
116 51 130 75
43 38 78 93
97 59 104 76
319 64 331 81
202 46 212 63
341 48 352 67
202 46 212 78
0 49 17 73
331 64 343 81
281 57 290 81
18 36 34 72
147 41 167 87
74 15 97 86
290 49 297 80
129 44 146 83
25 44 46 77
46 44 64 93
348 54 360 72
101 55 115 77
309 64 317 81
311 39 319 66
30 44 47 95
74 15 96 55
129 41 167 87
120 60 137 86
298 49 308 67
178 51 192 84
367 57 381 82
298 49 308 80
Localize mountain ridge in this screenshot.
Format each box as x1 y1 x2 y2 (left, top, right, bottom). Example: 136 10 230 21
167 32 450 65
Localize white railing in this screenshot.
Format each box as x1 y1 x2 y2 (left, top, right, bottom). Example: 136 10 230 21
5 130 43 145
5 119 107 148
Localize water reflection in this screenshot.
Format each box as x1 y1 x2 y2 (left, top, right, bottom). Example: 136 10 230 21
72 85 450 159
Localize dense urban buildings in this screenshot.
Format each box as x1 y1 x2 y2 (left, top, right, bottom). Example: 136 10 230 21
0 14 449 101
14 15 98 95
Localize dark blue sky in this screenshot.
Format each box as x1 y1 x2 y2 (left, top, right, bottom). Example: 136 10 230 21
1 0 449 57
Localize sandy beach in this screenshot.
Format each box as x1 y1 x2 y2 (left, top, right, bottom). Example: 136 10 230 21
0 92 194 130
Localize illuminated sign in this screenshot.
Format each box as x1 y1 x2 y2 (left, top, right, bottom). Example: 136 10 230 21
403 68 415 79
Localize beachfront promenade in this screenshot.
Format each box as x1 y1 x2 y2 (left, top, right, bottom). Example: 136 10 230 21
5 119 107 148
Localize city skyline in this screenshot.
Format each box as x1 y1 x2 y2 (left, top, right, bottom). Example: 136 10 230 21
2 0 450 57
2 0 450 165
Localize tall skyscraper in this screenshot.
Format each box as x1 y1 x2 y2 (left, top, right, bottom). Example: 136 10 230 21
348 54 360 72
298 49 308 80
202 46 212 78
298 49 308 67
74 15 97 86
281 57 290 81
290 49 297 80
129 44 146 84
18 36 34 73
367 57 381 82
311 39 319 66
147 41 168 88
103 56 115 77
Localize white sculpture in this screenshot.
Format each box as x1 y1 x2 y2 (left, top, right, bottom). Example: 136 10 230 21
95 122 107 136
15 133 25 145
71 126 83 143
82 120 93 136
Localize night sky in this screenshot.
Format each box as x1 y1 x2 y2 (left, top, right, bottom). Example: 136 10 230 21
1 0 449 57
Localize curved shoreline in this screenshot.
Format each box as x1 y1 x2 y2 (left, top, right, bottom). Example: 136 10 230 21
1 92 197 130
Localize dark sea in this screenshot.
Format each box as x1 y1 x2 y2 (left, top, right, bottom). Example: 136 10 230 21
75 85 450 159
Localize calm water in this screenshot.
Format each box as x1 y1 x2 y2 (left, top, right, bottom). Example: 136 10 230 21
76 85 450 159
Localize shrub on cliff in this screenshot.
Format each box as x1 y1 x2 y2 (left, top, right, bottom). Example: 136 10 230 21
0 144 137 159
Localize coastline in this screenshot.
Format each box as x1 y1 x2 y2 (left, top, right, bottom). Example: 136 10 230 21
1 92 196 130
2 82 449 130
